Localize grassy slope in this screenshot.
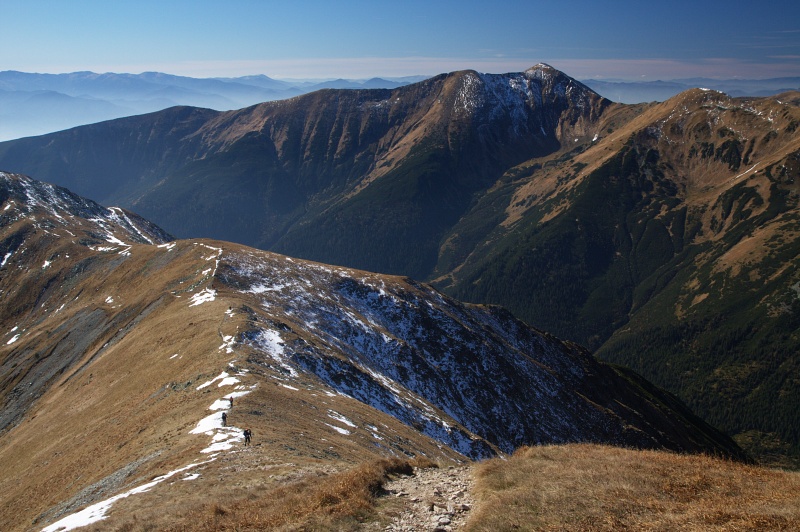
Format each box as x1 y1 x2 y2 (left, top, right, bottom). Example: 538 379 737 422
467 444 800 531
0 237 465 532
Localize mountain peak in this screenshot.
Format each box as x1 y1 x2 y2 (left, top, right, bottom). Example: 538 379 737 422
528 62 557 72
525 62 562 78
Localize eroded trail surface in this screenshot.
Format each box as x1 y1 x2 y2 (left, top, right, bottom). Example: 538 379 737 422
379 465 475 531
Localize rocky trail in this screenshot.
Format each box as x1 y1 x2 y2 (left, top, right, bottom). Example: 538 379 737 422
375 464 476 531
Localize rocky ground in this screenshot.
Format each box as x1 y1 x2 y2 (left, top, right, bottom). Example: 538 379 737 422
374 465 475 531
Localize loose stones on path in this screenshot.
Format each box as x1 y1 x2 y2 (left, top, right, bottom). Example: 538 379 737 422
381 465 474 531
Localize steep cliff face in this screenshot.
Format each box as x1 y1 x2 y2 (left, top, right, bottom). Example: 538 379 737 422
0 173 743 530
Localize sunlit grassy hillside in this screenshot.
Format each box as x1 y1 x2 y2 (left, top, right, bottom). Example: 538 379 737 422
467 443 800 531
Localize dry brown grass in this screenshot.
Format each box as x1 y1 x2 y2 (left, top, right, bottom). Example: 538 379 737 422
467 444 800 531
89 457 437 531
0 234 464 531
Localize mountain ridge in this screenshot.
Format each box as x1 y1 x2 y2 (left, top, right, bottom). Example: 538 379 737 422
1 68 795 142
583 75 800 104
0 171 745 530
0 65 797 465
0 64 611 280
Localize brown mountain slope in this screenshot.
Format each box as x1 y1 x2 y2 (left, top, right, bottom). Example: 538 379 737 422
439 88 800 465
442 88 800 295
459 88 800 239
0 173 744 531
0 174 467 531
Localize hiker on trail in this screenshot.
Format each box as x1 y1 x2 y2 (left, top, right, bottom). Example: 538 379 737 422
244 428 252 445
221 412 227 427
229 397 233 408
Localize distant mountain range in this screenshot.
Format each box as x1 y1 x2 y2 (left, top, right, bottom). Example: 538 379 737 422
1 69 796 141
583 76 800 104
0 64 798 467
0 70 427 141
0 171 743 530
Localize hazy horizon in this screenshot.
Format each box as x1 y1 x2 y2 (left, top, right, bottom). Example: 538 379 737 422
2 67 800 84
2 0 798 81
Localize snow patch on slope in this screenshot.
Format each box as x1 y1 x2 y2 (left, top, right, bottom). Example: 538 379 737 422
189 288 217 306
40 460 214 532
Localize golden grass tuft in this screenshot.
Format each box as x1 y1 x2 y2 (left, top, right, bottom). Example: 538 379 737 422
466 443 800 531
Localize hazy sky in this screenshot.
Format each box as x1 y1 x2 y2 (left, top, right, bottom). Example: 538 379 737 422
2 0 799 80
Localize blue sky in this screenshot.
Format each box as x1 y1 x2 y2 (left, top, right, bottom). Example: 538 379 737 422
2 0 799 80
